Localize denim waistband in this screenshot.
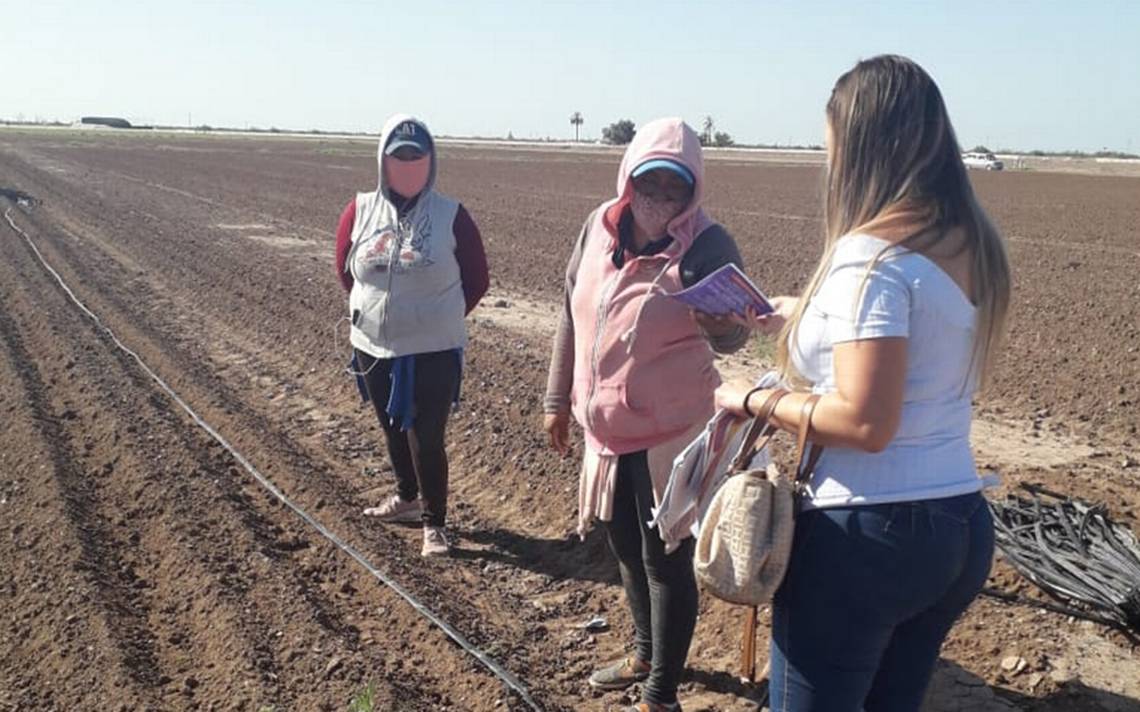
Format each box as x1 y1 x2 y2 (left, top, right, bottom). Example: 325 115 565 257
808 491 988 529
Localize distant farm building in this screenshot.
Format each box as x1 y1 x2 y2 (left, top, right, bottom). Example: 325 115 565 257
79 116 132 129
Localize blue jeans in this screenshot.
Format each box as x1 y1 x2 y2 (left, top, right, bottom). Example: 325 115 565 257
768 492 994 712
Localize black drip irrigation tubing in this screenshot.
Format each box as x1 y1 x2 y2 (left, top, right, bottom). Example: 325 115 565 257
2 204 545 711
984 482 1140 647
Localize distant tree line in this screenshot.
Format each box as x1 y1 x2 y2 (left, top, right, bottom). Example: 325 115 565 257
598 116 738 147
602 119 636 145
1020 149 1139 159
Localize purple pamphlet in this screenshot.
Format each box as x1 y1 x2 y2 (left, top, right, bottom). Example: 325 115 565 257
669 263 773 317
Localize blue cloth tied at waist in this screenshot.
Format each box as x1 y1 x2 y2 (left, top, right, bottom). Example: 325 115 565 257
350 349 463 431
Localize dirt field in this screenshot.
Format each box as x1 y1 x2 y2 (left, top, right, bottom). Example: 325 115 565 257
1 129 1138 712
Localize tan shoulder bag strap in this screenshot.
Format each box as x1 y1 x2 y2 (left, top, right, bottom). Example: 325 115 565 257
794 394 823 484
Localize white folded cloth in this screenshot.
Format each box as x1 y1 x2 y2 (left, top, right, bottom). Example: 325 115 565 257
650 371 781 553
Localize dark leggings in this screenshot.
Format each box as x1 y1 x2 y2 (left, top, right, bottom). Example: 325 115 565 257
603 451 698 706
356 349 459 527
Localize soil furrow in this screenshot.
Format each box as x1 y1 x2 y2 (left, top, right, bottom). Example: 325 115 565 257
0 239 167 707
0 206 496 709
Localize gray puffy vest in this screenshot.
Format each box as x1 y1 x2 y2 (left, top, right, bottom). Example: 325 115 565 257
346 189 466 358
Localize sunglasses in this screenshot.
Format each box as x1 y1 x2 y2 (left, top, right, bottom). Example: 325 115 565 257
632 173 692 203
389 145 428 161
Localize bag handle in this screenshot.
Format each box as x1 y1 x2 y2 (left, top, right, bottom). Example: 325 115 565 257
793 394 823 485
729 391 823 481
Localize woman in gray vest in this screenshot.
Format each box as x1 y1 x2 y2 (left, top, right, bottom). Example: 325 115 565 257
334 114 489 557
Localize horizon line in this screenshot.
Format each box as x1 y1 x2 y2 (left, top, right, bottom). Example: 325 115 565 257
2 117 1137 160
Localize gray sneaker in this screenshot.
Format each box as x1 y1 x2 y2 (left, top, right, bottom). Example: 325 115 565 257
363 494 421 523
588 656 650 690
421 526 451 558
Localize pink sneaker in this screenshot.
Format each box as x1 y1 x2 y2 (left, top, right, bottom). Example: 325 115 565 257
362 494 421 523
421 526 450 558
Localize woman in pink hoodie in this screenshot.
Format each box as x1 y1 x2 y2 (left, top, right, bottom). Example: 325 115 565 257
543 118 748 712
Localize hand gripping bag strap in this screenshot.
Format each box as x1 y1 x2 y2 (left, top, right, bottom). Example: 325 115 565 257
728 389 786 473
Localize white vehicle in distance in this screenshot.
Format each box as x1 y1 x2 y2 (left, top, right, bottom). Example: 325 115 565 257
962 151 1004 171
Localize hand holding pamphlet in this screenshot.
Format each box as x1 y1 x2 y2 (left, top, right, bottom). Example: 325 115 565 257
668 263 773 318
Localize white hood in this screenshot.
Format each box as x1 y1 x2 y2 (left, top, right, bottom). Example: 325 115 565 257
376 113 437 201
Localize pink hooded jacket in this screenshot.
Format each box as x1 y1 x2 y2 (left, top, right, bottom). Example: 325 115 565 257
569 118 721 456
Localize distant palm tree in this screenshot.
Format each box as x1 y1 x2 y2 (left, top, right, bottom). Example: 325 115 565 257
570 112 584 142
702 116 715 145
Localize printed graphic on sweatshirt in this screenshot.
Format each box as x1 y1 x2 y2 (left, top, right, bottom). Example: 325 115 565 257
355 210 435 274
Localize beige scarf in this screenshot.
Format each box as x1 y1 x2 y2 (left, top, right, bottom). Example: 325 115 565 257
576 416 710 539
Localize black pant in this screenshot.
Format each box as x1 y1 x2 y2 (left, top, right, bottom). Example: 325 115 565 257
604 451 698 706
356 349 459 527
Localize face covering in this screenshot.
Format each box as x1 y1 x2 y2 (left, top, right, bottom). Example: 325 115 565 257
630 190 685 239
385 156 431 198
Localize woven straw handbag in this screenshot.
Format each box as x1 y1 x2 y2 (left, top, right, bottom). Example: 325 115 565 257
693 391 822 680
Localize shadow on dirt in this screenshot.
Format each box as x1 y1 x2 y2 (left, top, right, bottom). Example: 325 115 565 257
457 526 621 586
925 659 1139 712
683 666 770 707
0 186 38 209
673 658 1140 711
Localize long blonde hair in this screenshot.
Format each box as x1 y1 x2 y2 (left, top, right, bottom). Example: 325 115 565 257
777 55 1011 390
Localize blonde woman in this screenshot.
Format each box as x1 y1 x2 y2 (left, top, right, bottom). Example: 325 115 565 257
717 55 1011 712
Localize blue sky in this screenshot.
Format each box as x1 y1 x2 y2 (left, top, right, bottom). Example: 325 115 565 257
4 0 1137 152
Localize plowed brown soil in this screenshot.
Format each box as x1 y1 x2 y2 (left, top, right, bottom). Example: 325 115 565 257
1 129 1138 712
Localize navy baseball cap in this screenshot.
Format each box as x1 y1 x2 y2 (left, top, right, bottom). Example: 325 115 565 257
632 158 694 185
384 121 433 155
